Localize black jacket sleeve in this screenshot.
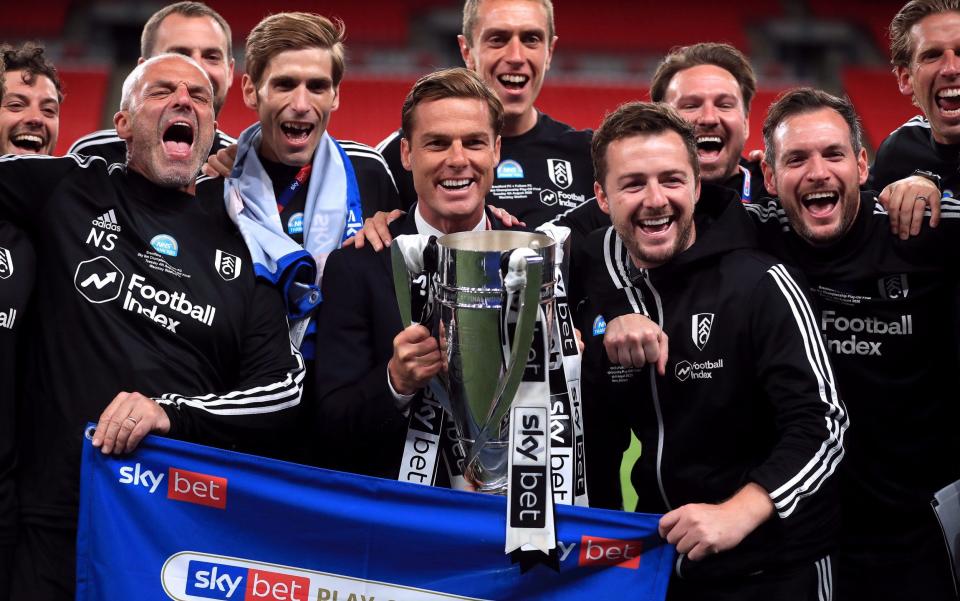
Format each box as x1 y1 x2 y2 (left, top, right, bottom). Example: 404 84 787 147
156 280 304 447
312 245 409 476
375 130 418 211
0 155 89 226
746 263 848 520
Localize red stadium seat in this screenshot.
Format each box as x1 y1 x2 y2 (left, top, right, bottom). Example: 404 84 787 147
56 68 110 156
0 0 70 37
843 66 919 149
204 1 410 46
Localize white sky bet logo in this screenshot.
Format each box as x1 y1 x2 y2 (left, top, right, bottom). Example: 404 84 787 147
162 552 477 601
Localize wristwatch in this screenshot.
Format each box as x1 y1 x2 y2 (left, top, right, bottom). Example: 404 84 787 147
911 169 942 192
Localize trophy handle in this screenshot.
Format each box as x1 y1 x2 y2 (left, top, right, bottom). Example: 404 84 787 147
482 248 544 434
391 234 437 326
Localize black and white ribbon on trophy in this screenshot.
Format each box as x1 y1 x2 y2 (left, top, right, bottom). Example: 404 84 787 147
391 235 470 490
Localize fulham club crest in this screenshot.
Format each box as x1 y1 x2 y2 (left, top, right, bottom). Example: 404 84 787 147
692 313 714 351
0 247 12 280
215 249 242 281
546 158 573 190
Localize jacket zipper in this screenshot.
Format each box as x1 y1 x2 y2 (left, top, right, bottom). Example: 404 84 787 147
637 269 672 512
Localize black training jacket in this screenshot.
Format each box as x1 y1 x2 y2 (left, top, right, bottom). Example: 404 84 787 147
0 154 303 526
579 185 848 580
745 193 960 534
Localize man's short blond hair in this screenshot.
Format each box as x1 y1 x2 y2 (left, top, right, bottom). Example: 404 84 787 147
245 12 346 88
461 0 555 46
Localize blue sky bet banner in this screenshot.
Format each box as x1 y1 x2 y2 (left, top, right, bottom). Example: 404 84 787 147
77 431 674 601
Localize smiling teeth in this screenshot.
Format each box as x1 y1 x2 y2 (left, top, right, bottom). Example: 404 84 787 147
938 88 960 98
641 217 670 226
697 136 721 144
803 191 836 201
499 74 527 83
282 123 312 132
441 179 471 188
13 134 43 144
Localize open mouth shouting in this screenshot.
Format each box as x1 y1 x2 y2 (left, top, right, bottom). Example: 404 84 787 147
696 134 725 162
935 87 960 117
9 130 48 154
161 120 195 159
801 190 840 219
280 121 315 145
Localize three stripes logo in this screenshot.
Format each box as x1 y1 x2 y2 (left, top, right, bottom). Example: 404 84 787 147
547 158 573 190
92 209 121 232
692 313 714 351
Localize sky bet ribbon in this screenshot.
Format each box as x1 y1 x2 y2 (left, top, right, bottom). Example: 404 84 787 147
77 428 674 601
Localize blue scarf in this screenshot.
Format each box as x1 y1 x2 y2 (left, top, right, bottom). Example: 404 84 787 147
225 123 363 357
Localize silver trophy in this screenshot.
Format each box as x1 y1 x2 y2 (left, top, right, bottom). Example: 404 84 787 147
392 231 557 494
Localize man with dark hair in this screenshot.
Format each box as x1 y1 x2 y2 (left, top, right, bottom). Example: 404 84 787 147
756 87 960 601
869 0 960 234
376 0 594 227
223 12 400 462
0 43 61 156
314 67 509 480
649 42 766 203
0 54 304 600
69 1 237 161
580 100 845 600
0 41 63 596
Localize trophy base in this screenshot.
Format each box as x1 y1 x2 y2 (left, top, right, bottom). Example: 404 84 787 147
463 439 509 495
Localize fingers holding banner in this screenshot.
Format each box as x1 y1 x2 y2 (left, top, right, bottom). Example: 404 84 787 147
92 391 171 455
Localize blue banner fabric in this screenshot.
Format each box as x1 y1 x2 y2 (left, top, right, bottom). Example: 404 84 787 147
77 430 674 601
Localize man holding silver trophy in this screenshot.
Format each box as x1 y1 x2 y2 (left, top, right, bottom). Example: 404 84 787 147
316 65 586 556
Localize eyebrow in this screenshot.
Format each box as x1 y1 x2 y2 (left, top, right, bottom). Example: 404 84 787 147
482 26 546 37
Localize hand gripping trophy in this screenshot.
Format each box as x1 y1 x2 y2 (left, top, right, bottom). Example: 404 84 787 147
391 225 587 555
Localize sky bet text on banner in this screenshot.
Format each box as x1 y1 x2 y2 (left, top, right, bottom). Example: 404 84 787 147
77 430 673 600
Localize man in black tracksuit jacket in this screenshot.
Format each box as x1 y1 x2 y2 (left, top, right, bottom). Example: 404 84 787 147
580 102 845 601
598 89 960 600
0 55 303 600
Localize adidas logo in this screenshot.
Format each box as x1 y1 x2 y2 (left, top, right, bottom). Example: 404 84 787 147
92 209 121 232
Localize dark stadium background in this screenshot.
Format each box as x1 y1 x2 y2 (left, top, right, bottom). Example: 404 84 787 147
0 0 919 157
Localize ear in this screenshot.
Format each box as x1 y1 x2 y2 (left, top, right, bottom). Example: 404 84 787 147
400 137 412 172
458 35 475 70
595 181 611 215
742 112 750 143
493 134 501 167
761 157 777 196
331 85 341 113
895 65 914 98
544 35 558 72
226 57 236 84
693 178 701 205
114 110 132 142
241 74 258 110
857 146 869 186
